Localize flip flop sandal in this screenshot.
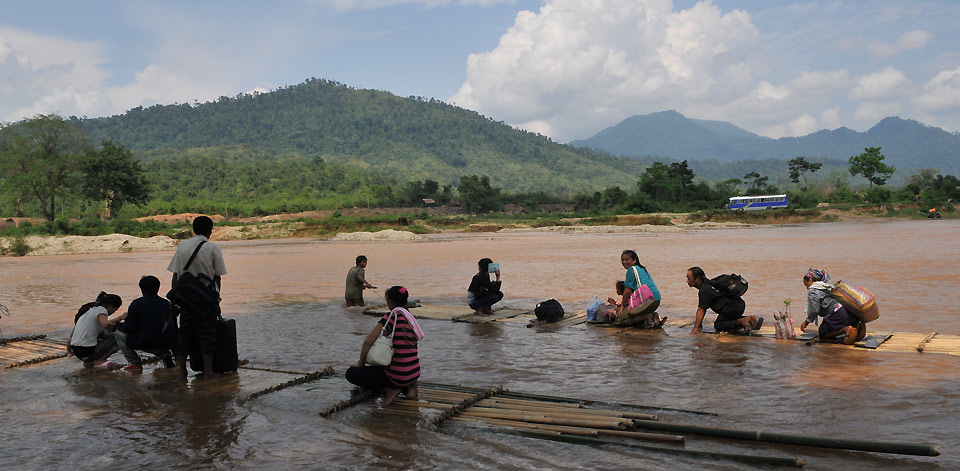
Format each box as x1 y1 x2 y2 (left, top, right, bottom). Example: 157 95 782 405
646 317 668 329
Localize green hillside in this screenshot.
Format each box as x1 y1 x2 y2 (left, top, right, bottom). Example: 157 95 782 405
80 78 645 193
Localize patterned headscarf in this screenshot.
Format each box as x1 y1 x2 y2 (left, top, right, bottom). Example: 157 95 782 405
804 268 830 282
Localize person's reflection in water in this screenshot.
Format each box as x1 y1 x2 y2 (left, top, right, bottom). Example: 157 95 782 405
178 375 243 464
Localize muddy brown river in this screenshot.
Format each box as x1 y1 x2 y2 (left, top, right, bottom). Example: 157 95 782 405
1 219 958 470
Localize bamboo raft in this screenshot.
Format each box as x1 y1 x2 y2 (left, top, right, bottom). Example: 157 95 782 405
622 318 960 357
363 303 587 327
0 335 68 368
314 380 940 467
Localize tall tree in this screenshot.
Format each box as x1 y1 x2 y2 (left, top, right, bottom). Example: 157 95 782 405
458 174 502 213
787 156 823 186
743 171 769 194
2 115 88 221
849 147 895 188
80 140 150 218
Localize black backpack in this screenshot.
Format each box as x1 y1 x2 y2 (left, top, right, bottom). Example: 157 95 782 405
534 299 565 323
709 274 749 298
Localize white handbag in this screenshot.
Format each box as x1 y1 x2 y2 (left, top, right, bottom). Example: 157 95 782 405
365 310 397 366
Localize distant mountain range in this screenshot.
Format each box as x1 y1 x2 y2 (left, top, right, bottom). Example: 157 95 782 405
78 78 646 193
570 110 960 177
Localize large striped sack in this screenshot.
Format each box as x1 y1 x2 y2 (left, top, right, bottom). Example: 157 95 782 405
831 281 879 323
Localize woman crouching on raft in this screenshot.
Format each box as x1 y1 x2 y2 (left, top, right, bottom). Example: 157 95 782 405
347 286 424 406
800 269 865 344
614 250 665 328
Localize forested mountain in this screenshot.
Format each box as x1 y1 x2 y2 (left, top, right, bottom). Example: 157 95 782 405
79 78 645 193
570 111 960 176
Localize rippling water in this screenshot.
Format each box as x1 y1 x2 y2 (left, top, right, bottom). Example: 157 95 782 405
1 220 958 470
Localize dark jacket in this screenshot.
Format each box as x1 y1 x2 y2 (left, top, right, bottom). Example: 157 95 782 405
468 272 502 297
119 294 178 350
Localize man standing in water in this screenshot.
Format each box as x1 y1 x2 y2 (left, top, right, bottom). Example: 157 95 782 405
168 216 227 379
687 267 760 335
345 255 376 307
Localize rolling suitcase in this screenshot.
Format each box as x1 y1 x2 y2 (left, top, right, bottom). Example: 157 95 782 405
190 316 239 373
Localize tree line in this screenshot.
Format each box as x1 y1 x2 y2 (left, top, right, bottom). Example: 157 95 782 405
2 115 957 223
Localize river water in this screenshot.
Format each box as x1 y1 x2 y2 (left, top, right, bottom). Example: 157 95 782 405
1 220 958 470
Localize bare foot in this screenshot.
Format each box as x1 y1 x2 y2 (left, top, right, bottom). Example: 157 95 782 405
405 383 419 400
382 388 401 406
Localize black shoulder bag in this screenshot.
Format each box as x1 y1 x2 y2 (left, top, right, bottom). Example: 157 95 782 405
166 241 220 316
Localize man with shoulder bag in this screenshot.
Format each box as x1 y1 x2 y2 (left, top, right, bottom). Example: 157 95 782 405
167 216 227 380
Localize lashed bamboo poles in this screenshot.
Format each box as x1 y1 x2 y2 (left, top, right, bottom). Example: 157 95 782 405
917 331 938 352
390 390 684 444
320 389 375 418
629 418 941 457
239 366 335 405
0 334 47 344
430 387 502 428
415 380 717 416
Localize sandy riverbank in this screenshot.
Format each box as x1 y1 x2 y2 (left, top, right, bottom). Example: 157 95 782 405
0 221 746 256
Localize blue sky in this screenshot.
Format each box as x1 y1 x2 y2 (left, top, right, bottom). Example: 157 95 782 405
1 0 958 142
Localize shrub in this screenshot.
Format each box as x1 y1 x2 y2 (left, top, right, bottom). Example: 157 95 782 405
8 234 30 256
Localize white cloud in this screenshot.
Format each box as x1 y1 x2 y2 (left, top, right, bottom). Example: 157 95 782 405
0 28 111 121
820 107 840 127
850 67 912 100
0 27 223 123
914 66 960 111
759 113 817 138
869 29 933 58
319 0 512 10
105 64 217 113
854 101 902 121
451 0 759 141
788 70 850 91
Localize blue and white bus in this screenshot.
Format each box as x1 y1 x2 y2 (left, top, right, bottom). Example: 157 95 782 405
728 194 788 210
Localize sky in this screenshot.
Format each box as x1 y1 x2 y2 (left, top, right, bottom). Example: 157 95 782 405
1 0 959 143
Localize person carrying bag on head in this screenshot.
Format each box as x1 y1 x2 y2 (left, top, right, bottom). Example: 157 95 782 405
167 216 227 380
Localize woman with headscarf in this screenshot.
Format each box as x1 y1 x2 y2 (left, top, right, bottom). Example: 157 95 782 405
800 269 865 344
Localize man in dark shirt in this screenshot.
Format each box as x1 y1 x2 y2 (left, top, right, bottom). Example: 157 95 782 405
116 276 178 371
687 266 760 334
468 258 503 315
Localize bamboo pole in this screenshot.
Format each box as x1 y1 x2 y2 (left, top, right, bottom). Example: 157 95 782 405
389 400 457 411
467 406 638 425
450 416 599 437
629 419 941 457
496 390 717 416
449 416 685 443
1 342 57 355
475 399 657 420
496 429 805 468
473 396 584 409
459 410 629 430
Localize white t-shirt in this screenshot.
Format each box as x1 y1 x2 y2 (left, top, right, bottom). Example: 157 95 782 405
73 306 107 347
167 235 227 292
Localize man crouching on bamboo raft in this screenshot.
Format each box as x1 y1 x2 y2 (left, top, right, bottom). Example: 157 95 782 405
687 267 761 335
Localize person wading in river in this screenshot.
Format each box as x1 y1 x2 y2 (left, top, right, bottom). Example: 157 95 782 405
167 216 226 380
687 267 761 335
345 255 376 307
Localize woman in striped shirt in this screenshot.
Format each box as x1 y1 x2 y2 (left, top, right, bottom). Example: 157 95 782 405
347 285 424 406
